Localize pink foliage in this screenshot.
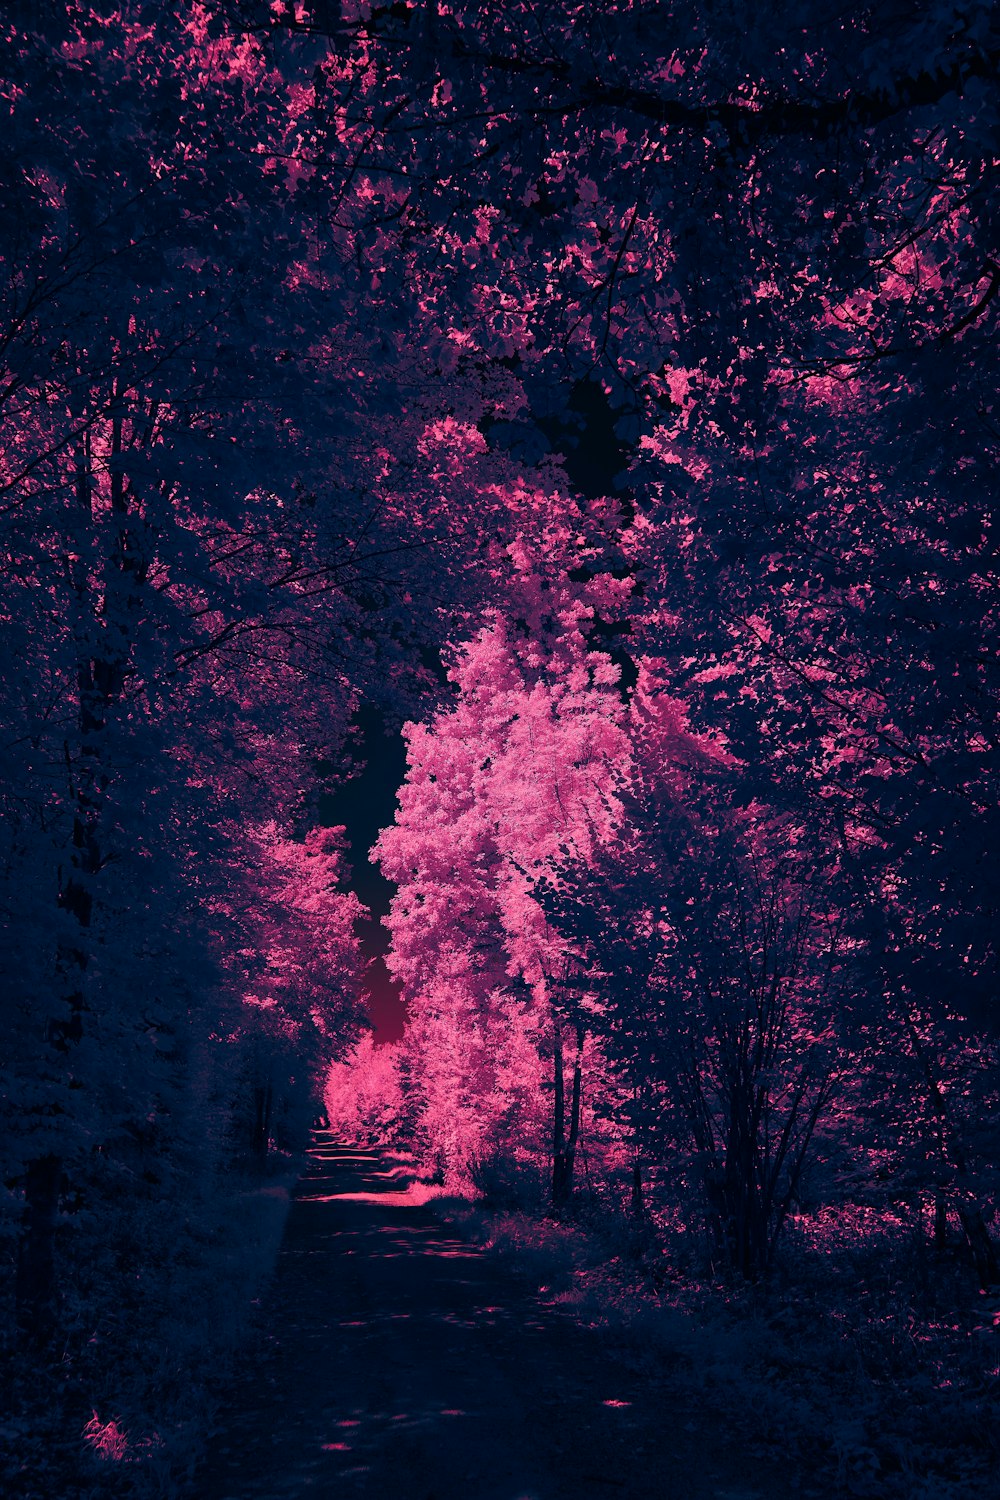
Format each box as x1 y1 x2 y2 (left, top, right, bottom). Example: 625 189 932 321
371 565 636 1178
324 1034 405 1144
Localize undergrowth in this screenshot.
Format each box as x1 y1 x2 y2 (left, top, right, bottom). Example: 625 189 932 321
434 1191 1000 1499
0 1159 296 1500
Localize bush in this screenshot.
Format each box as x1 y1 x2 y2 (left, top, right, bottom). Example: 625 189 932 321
467 1150 547 1211
0 1162 295 1500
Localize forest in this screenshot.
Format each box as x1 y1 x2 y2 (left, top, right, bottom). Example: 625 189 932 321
1 3 998 1497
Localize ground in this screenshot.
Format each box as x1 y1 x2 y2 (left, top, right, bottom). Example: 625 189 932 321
195 1133 804 1500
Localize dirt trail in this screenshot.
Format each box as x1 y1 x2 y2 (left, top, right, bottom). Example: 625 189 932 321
196 1132 798 1500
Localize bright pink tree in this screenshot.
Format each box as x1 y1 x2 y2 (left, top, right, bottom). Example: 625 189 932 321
222 823 366 1160
374 557 634 1188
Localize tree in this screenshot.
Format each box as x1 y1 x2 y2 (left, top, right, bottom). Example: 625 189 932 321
325 1033 407 1145
374 560 633 1192
220 823 365 1162
270 0 1000 1059
0 0 422 1338
5 0 632 1341
549 788 854 1276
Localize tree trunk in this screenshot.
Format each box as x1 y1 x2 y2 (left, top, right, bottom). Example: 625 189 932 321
16 438 101 1332
16 1155 62 1345
16 399 152 1332
933 1188 948 1252
630 1161 645 1219
957 1201 1000 1288
552 1021 583 1209
253 1080 273 1164
551 1015 567 1205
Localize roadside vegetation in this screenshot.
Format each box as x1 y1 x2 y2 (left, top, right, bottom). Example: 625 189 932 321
431 1165 1000 1499
1 1157 296 1500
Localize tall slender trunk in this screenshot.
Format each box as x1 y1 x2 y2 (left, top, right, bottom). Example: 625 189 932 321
17 433 98 1338
630 1161 645 1219
253 1080 274 1165
551 1015 565 1203
956 1201 1000 1288
933 1188 948 1253
552 1019 584 1208
17 392 146 1336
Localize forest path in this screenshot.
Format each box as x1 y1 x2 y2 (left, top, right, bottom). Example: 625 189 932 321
195 1132 794 1500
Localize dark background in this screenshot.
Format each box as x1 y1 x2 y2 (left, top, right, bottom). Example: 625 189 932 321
320 705 407 1042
